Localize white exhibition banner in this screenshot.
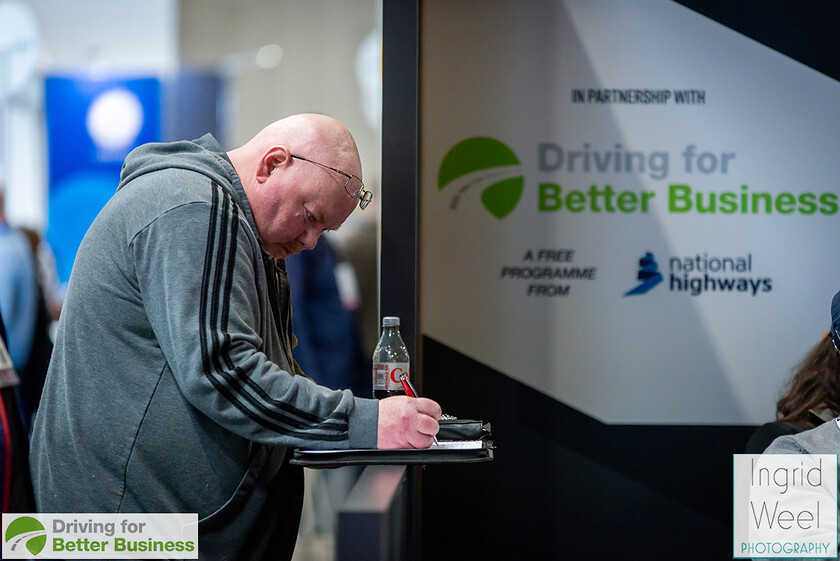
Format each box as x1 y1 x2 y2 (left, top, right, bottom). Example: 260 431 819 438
420 0 840 424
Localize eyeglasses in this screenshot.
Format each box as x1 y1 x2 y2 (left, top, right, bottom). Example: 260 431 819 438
291 154 372 210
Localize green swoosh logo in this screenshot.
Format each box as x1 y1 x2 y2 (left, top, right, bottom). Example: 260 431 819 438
438 137 524 219
5 516 47 555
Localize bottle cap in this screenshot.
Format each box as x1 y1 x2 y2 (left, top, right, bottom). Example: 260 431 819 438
382 316 400 327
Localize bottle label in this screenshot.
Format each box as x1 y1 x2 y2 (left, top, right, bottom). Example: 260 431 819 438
373 362 410 392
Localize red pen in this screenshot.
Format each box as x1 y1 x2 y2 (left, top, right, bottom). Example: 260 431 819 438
400 373 439 445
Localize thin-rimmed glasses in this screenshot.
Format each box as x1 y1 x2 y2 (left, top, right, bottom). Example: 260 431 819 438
291 154 372 210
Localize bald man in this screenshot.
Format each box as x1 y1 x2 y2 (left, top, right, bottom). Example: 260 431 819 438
30 114 440 560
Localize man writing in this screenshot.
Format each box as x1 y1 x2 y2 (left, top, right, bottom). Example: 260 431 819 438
31 113 440 559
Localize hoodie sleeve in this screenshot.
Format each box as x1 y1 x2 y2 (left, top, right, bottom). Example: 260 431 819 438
129 186 378 449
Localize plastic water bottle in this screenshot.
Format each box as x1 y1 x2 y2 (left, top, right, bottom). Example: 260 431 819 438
372 316 409 399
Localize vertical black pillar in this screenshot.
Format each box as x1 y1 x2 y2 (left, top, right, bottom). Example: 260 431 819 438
381 1 421 560
380 0 419 366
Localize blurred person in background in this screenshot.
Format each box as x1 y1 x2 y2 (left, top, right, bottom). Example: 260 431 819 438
0 184 49 435
0 184 38 512
746 291 840 453
333 196 379 366
1 307 37 512
16 227 55 431
20 226 63 324
286 235 368 397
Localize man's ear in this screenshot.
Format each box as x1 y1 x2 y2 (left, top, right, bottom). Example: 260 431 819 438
256 145 292 184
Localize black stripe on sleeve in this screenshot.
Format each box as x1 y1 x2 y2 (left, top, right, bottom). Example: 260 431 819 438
198 181 348 441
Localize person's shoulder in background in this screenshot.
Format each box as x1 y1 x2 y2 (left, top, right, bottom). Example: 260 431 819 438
745 420 808 453
755 413 840 455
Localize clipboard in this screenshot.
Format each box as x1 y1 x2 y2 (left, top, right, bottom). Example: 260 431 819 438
290 439 494 468
291 418 494 468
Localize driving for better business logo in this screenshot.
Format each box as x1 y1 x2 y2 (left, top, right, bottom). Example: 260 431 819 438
4 516 46 556
2 513 198 559
438 137 524 219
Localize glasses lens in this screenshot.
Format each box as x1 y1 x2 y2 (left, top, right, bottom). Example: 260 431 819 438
344 176 363 198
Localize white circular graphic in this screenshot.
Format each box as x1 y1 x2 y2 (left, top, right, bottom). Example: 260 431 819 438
85 88 144 152
255 44 283 70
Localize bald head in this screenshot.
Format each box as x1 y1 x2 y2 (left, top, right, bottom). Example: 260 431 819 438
272 114 360 175
231 113 362 186
227 113 363 259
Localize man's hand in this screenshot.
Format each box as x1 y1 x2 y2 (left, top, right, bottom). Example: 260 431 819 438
377 396 442 449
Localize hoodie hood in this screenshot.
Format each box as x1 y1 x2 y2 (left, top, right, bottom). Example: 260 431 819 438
119 134 233 192
118 133 258 236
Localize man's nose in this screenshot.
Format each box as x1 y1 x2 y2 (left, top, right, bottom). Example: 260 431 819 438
299 228 321 250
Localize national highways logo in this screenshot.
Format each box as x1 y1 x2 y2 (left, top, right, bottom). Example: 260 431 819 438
624 252 663 296
438 137 524 219
625 251 772 298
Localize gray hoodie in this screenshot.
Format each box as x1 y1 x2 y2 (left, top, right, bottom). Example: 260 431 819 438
30 134 378 559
